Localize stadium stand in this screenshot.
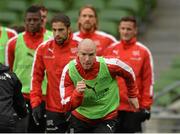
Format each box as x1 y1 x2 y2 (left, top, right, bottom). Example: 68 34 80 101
72 0 106 12
0 11 18 26
6 0 27 13
98 20 118 38
42 0 66 12
107 0 147 21
0 0 156 37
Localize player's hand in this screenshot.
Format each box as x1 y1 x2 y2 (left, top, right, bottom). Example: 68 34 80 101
128 97 139 111
76 79 86 93
32 105 42 125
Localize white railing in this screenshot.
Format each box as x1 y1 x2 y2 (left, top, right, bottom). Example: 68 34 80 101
143 81 180 132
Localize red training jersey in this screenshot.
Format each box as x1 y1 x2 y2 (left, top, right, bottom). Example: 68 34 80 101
59 57 138 122
30 33 81 112
105 37 154 111
74 30 117 56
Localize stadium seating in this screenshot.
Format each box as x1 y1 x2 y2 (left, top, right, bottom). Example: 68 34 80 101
70 20 78 32
72 0 106 12
107 0 147 21
42 0 66 12
99 9 132 23
0 11 18 26
98 20 118 38
0 0 156 37
6 0 27 13
154 61 180 106
65 9 79 22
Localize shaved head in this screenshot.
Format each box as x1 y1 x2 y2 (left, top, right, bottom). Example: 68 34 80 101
77 38 96 70
78 38 96 52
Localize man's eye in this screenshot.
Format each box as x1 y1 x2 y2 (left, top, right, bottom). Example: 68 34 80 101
89 15 94 18
41 16 46 18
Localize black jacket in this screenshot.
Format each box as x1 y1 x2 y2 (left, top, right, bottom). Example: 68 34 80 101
0 63 27 120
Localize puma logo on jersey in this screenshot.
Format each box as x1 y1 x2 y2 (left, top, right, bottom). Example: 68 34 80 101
27 52 34 57
71 47 78 53
43 48 55 59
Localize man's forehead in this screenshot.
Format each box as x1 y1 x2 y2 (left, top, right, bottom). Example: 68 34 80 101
78 46 96 55
81 8 95 15
79 51 95 56
52 22 66 27
79 49 95 53
78 39 96 50
26 12 40 18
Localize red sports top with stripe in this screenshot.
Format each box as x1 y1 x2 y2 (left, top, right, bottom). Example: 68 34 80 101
105 37 154 111
30 33 80 112
59 57 138 122
74 30 117 56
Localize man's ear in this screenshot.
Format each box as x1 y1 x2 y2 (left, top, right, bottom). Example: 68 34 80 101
68 27 72 33
69 26 73 33
40 17 43 24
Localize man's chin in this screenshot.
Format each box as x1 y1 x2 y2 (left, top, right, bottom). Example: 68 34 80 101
55 40 64 45
83 25 92 31
123 37 131 41
83 65 92 70
30 30 38 34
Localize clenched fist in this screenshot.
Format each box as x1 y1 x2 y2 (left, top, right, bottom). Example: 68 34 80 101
76 80 86 93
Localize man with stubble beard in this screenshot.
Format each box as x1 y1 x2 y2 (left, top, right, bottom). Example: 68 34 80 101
30 13 81 133
74 5 118 56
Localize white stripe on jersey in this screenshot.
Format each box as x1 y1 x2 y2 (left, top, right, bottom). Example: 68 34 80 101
59 60 76 105
136 42 154 97
74 30 118 42
103 57 136 80
59 57 136 105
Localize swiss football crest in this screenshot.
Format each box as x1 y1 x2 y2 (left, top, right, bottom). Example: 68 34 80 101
71 47 78 53
132 50 140 56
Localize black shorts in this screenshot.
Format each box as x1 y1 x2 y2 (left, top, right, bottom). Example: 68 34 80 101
69 114 117 133
115 111 143 133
